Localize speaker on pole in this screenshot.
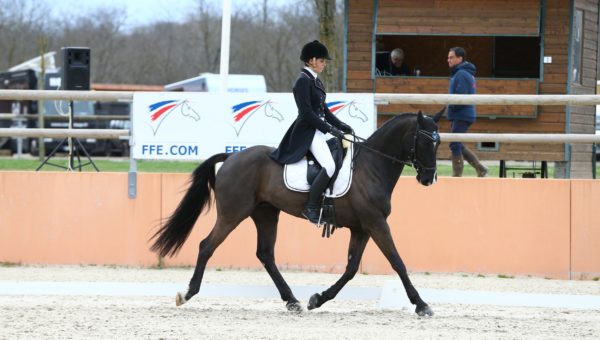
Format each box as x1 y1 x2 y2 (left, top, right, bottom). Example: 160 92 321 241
61 47 90 91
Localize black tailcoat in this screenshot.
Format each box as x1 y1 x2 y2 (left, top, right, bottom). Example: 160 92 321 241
270 69 345 164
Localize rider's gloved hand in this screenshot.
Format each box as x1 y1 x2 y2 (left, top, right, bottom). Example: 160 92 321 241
339 122 353 134
329 127 345 139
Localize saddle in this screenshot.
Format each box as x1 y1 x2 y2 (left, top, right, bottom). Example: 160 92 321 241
283 135 356 237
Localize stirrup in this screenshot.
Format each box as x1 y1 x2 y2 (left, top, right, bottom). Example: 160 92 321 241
302 207 323 226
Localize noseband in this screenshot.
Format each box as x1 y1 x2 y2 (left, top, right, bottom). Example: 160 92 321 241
410 124 440 173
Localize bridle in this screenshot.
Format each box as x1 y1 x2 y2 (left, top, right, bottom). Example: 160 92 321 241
342 120 440 173
410 123 440 173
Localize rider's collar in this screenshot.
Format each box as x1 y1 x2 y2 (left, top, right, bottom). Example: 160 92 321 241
303 67 318 79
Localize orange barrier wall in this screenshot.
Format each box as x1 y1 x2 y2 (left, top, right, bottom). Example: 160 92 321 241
0 172 598 280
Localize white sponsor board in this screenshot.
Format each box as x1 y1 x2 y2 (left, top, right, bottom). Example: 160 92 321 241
132 92 375 160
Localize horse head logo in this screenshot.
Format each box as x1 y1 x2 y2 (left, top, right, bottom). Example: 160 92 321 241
230 100 283 136
147 100 200 135
327 100 368 123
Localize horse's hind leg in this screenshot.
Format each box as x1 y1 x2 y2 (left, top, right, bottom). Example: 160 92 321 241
368 220 433 316
177 216 243 306
307 228 369 310
251 203 302 312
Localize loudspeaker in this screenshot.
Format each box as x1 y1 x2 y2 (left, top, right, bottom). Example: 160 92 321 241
61 47 90 90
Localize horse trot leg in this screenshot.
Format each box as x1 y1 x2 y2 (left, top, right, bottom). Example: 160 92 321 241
307 228 369 310
179 217 241 305
251 204 302 312
369 222 433 316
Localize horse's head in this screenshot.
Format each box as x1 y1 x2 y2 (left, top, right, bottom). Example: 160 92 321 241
412 109 442 186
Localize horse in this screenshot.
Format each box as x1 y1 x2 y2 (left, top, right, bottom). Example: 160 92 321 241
150 109 443 316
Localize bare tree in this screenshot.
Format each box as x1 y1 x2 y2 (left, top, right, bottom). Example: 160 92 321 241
0 0 51 70
0 0 344 92
51 7 127 83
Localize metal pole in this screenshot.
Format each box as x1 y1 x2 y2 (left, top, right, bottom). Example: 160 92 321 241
219 0 231 93
68 101 74 171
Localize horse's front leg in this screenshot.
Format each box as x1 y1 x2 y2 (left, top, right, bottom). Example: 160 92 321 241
307 228 369 310
368 219 433 316
251 204 302 312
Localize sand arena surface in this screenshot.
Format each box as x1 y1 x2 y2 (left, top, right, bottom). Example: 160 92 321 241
1 265 599 339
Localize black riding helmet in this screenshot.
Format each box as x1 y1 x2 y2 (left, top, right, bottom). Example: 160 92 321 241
300 40 332 62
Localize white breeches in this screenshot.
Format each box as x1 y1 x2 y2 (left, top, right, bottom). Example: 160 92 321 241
309 129 336 177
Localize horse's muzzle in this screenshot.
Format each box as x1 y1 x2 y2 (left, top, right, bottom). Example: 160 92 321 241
417 170 437 186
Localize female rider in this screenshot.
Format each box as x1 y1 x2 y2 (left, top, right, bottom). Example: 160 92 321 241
270 40 352 224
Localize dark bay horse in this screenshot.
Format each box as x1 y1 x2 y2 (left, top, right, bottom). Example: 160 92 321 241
151 110 442 316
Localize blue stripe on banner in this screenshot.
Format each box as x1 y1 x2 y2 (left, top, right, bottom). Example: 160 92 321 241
231 101 261 112
149 100 178 111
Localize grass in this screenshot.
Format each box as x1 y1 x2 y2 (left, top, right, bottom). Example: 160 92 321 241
0 156 558 178
0 157 198 173
0 157 479 176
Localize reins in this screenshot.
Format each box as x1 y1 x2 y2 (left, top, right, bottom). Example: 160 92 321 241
341 134 413 166
340 124 439 171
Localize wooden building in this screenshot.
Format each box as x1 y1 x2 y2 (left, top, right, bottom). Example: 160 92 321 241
344 0 599 178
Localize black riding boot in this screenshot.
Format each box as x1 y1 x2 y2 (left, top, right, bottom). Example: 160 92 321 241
302 168 331 224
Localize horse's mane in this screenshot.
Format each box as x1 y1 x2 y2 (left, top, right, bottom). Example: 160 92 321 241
367 113 416 142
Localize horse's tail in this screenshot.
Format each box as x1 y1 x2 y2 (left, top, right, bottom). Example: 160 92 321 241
150 153 231 258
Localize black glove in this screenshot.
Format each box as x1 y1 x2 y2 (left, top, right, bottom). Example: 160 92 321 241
339 122 353 134
329 127 345 139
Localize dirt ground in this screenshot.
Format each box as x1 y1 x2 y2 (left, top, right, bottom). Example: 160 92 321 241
1 265 599 339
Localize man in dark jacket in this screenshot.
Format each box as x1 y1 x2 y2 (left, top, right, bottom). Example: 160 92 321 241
447 46 487 177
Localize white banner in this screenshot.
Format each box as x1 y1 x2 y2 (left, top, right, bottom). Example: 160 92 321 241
132 92 376 160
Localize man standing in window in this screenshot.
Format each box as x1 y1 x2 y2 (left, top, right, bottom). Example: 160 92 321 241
447 47 487 177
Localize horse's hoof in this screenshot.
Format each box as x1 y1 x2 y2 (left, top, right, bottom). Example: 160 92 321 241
175 292 187 306
307 293 321 310
286 301 303 313
416 304 434 317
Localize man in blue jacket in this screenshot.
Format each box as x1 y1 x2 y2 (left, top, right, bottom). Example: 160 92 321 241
447 47 487 177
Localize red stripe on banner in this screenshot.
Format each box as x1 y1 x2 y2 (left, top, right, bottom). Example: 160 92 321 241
233 104 260 122
329 104 344 113
151 104 177 121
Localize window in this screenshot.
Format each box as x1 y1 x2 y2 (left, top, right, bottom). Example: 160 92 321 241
375 35 541 79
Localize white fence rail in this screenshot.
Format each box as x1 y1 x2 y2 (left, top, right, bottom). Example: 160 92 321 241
0 128 129 139
439 133 600 143
375 93 600 106
0 90 599 143
0 90 133 101
2 89 600 105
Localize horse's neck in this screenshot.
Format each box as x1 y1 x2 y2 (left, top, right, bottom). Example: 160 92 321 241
358 119 413 194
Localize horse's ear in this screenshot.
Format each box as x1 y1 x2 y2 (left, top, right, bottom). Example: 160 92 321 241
417 110 424 121
432 107 445 122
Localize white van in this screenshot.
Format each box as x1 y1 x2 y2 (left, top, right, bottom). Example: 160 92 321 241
164 73 267 93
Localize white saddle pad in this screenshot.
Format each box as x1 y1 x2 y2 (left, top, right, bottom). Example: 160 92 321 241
283 137 355 198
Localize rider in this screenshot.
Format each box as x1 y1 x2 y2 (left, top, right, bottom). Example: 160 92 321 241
270 40 353 224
